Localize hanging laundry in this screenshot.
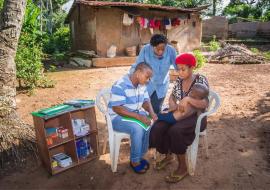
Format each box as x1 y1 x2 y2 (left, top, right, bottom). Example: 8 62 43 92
123 13 130 26
144 18 149 29
149 19 155 28
140 17 145 28
129 15 134 25
159 19 166 31
163 18 170 25
136 16 141 23
163 18 171 30
123 13 133 26
149 28 154 34
154 20 161 29
171 18 180 27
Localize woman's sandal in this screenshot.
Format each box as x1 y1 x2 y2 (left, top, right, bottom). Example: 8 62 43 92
130 162 147 174
140 159 150 170
155 157 174 171
165 172 188 183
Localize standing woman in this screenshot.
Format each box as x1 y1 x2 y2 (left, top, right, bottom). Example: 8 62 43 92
130 34 177 114
149 53 209 183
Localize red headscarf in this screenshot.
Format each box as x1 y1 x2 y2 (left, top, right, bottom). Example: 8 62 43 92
175 53 196 67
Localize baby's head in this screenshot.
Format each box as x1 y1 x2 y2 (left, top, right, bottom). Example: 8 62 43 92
189 83 209 100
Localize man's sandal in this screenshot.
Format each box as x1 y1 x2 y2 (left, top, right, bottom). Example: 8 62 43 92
140 159 150 170
130 162 147 174
165 172 188 183
155 158 173 171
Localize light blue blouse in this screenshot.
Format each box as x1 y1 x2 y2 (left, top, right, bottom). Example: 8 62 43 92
130 44 177 99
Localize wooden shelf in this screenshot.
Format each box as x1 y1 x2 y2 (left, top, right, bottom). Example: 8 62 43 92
48 137 74 149
32 106 99 175
74 130 97 140
52 162 77 175
78 153 98 164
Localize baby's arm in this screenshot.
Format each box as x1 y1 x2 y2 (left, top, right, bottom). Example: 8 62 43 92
173 104 196 121
168 94 178 112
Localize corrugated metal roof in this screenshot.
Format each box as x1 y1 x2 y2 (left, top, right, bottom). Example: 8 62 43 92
66 0 209 21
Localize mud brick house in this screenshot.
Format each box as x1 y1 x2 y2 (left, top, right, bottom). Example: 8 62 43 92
66 0 208 67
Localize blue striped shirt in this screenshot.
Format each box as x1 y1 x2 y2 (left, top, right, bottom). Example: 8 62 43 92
108 74 150 119
130 44 177 99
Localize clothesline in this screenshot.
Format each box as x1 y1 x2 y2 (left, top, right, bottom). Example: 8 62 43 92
123 13 192 31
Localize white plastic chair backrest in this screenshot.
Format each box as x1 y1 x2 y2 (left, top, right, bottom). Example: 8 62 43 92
195 90 221 135
96 88 114 137
96 88 111 114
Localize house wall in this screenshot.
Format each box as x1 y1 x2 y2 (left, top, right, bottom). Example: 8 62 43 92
95 8 141 56
229 22 258 38
257 22 270 38
69 5 97 52
202 16 228 40
229 21 270 39
69 6 203 56
167 13 202 53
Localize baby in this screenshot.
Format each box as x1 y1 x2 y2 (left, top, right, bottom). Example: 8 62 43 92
157 83 209 124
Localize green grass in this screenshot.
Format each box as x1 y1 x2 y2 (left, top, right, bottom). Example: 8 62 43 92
250 48 260 54
263 51 270 60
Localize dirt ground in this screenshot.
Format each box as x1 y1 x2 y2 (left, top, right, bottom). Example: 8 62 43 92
0 63 270 190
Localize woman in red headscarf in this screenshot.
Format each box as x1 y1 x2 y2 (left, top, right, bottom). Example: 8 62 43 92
149 53 209 183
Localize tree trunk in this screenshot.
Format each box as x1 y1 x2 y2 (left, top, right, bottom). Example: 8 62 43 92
213 0 216 16
0 0 36 168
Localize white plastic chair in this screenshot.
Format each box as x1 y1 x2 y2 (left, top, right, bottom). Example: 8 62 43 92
96 88 130 172
154 90 220 176
186 90 221 175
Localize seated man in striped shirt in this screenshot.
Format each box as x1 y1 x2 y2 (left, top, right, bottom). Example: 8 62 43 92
108 62 157 174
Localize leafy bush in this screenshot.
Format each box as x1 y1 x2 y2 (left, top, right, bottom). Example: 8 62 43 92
16 41 43 89
262 10 270 22
263 51 270 60
16 32 55 89
223 1 270 22
209 35 220 51
0 0 3 10
250 49 270 61
250 48 259 54
43 26 71 54
48 65 57 72
15 0 55 90
52 10 68 31
52 52 66 61
193 50 206 70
